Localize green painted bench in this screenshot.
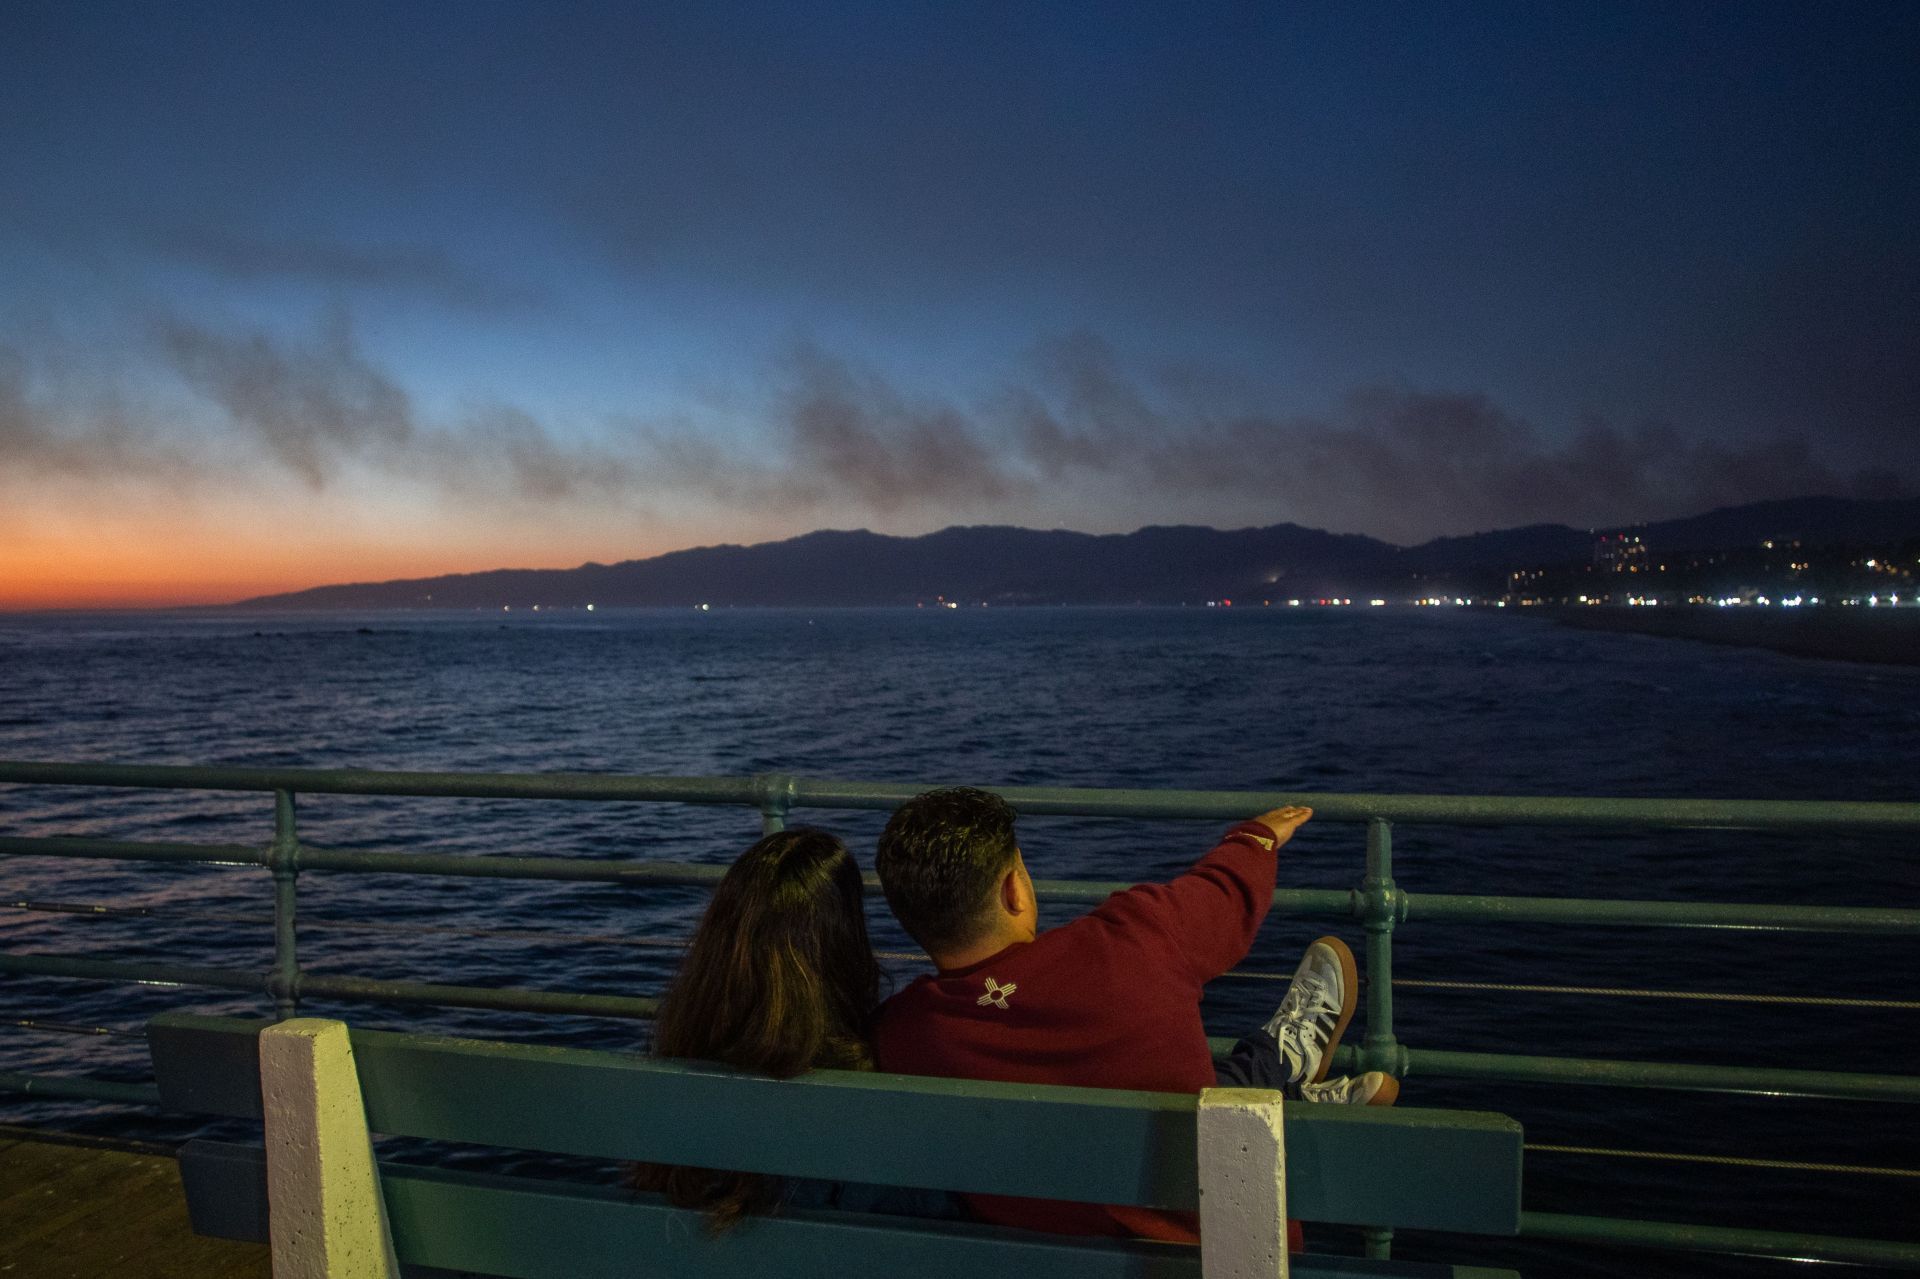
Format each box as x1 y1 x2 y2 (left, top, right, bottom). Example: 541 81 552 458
149 1013 1523 1278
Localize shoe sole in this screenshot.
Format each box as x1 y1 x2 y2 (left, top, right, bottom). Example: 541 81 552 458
1367 1074 1400 1106
1309 935 1359 1085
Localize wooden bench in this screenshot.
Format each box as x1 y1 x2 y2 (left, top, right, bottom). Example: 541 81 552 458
149 1013 1524 1278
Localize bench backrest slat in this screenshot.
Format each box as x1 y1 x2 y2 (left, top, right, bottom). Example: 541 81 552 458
150 1014 1523 1233
182 1140 1207 1279
181 1140 1508 1279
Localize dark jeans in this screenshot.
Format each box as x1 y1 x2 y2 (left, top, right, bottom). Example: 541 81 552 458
1213 1025 1301 1094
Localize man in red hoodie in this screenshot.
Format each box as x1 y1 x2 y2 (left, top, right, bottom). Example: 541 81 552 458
871 786 1393 1243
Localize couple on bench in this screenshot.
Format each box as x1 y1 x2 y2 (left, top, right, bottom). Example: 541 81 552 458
639 787 1397 1245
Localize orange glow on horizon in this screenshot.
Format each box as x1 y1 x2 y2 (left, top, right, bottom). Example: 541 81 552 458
0 534 693 612
0 500 713 612
1 472 890 612
1 543 664 612
4 542 463 611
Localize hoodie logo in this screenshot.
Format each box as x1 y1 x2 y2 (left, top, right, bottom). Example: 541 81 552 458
977 976 1016 1009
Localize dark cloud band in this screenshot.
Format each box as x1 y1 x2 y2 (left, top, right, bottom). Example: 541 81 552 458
2 316 1909 545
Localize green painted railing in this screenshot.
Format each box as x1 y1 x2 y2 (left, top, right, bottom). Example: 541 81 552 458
2 760 1917 1270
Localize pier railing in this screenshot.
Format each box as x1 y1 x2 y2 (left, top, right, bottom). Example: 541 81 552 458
2 761 1917 1271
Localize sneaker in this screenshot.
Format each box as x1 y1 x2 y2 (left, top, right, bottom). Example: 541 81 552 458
1300 1072 1400 1107
1261 936 1358 1086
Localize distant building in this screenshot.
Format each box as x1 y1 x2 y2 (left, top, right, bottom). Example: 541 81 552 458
1594 532 1648 572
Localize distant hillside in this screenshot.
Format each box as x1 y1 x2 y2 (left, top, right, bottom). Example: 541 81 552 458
234 496 1920 610
1396 497 1920 574
1623 495 1920 551
239 523 1393 609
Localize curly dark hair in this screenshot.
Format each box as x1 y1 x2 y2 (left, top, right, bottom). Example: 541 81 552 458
874 786 1021 955
633 827 882 1230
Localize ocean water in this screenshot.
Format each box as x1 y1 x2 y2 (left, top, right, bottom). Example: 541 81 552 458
1 606 1916 1276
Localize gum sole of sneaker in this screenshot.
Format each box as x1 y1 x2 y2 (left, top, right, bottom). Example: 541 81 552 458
1368 1074 1400 1107
1311 935 1359 1084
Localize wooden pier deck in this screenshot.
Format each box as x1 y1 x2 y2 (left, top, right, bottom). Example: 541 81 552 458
0 1125 268 1279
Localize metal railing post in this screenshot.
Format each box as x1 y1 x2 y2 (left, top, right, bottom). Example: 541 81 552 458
267 789 302 1020
1359 817 1407 1074
1360 816 1407 1261
757 773 795 835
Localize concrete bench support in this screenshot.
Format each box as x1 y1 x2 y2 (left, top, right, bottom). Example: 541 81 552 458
259 1018 399 1279
1198 1087 1288 1279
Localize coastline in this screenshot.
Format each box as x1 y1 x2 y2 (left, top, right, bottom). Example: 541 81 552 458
1542 605 1920 666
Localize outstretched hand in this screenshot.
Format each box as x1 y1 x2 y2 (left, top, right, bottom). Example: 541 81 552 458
1252 805 1312 846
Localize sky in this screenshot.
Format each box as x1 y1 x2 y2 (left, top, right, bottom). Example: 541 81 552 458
2 1 1916 608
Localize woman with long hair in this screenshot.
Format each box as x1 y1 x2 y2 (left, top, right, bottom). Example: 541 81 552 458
634 826 887 1228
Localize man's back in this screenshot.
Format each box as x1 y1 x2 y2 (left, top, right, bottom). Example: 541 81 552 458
872 820 1284 1240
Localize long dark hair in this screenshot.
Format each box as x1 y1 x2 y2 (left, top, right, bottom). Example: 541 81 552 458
634 827 883 1228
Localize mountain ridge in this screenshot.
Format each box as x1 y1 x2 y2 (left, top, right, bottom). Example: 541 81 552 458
235 495 1920 609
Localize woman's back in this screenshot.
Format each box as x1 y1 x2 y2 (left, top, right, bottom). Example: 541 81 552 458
636 827 882 1227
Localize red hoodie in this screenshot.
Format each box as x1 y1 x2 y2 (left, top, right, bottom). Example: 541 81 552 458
871 820 1280 1241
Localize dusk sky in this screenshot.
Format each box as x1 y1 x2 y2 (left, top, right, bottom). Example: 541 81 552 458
3 1 1915 608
